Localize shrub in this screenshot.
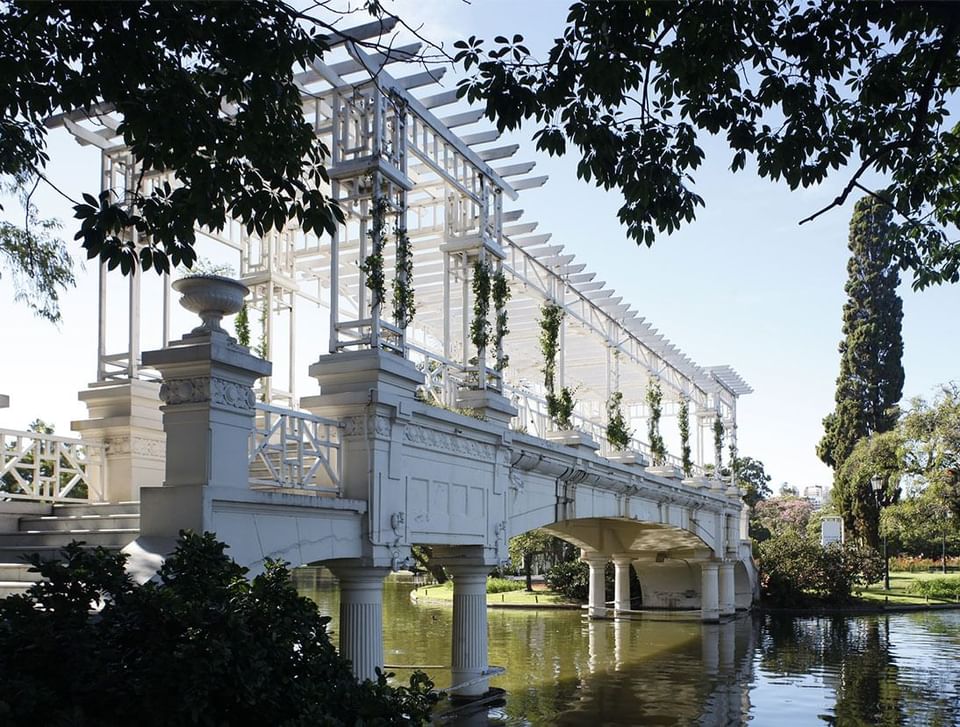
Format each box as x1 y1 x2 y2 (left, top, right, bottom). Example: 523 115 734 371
907 577 960 600
545 560 614 602
486 577 525 594
759 530 885 606
0 533 438 726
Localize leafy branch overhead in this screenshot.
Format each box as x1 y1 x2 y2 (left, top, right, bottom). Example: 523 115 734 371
3 1 344 277
456 2 960 288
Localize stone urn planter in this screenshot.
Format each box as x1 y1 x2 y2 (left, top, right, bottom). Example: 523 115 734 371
172 274 248 336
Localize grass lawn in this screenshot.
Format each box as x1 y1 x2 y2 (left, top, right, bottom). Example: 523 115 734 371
858 571 960 606
411 582 580 608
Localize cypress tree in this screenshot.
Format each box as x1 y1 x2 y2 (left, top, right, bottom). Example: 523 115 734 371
817 196 904 543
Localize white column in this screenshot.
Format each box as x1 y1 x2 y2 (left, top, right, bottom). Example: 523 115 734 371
327 562 390 682
612 554 633 614
447 563 492 699
583 552 608 619
700 561 720 623
719 561 736 617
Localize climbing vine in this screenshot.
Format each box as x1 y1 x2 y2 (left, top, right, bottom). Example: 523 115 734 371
606 391 631 451
539 302 563 393
678 398 692 476
359 193 388 310
392 222 415 328
713 414 725 469
492 268 511 371
548 386 577 430
256 304 268 360
235 303 250 348
470 258 492 353
646 379 666 466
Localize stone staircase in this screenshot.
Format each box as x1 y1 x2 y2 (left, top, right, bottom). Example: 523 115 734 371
0 502 140 598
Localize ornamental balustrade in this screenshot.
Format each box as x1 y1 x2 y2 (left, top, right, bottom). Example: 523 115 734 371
0 429 105 503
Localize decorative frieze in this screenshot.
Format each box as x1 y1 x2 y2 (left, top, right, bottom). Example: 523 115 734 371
105 435 165 459
342 415 392 438
159 376 255 413
404 424 496 460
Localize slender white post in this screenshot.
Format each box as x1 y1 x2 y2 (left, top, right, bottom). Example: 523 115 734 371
719 561 736 617
612 554 633 614
447 563 492 698
327 562 390 682
700 561 720 622
583 552 608 619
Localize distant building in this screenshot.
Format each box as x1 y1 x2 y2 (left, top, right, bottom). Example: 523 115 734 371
803 485 826 509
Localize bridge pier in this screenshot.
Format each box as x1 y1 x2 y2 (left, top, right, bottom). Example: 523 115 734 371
326 561 390 682
719 561 736 617
700 561 720 622
612 554 633 614
583 552 609 619
446 562 494 699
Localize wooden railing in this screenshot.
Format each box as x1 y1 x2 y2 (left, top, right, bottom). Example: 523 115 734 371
0 428 105 503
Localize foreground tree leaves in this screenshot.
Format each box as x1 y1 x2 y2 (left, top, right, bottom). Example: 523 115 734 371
0 532 438 726
457 1 960 288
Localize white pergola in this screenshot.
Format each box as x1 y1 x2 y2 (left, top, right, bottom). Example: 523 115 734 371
48 18 751 474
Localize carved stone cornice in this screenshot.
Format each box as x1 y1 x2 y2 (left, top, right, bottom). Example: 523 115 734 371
105 435 165 459
403 424 496 460
158 376 255 412
342 415 392 438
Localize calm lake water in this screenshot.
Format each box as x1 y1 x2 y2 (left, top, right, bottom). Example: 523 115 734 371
294 571 960 726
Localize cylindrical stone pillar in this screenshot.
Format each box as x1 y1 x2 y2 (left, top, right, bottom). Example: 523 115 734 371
719 561 736 617
447 564 492 699
583 553 608 619
612 555 633 614
328 563 390 682
700 561 720 623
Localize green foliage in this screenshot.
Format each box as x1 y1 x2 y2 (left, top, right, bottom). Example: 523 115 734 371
544 559 613 603
234 302 251 348
645 379 665 466
819 197 905 479
906 577 960 600
759 530 885 606
712 414 724 470
492 268 511 371
485 577 525 594
508 530 574 590
470 257 492 353
256 303 268 360
733 456 773 510
546 385 577 431
899 383 960 518
538 302 563 394
2 2 347 275
0 532 438 725
835 430 902 548
605 390 632 451
455 3 960 287
678 398 692 476
0 183 75 323
360 193 389 310
753 497 815 543
392 223 415 329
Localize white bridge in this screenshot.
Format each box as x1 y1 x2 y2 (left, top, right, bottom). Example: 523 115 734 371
1 18 757 698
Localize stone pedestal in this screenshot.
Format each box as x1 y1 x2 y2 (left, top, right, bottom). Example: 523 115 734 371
608 451 648 467
546 429 599 456
138 329 271 538
719 561 736 617
454 388 517 425
583 551 609 619
446 563 493 699
700 561 720 623
612 554 633 613
71 379 166 502
327 561 390 682
646 464 682 480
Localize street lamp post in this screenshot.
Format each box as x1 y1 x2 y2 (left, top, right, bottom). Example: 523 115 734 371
871 474 890 591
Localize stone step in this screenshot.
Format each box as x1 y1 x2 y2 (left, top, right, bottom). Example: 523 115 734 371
51 502 140 518
0 528 139 551
0 541 132 565
0 582 31 599
19 514 140 532
0 563 43 582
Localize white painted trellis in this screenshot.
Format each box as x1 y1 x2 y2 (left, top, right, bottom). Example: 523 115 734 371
0 429 105 503
45 15 752 486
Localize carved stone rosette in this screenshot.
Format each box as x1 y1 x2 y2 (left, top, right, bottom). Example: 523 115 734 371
159 376 256 413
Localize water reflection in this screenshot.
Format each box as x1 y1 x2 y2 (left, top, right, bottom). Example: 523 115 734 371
295 570 960 726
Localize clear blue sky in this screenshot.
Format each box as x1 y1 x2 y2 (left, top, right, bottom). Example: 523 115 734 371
2 0 959 493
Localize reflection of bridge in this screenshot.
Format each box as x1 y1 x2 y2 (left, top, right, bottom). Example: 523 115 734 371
1 18 756 700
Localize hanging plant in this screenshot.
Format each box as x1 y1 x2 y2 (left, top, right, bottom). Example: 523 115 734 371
392 220 415 328
359 193 388 310
492 268 511 371
646 379 666 466
235 302 251 348
547 386 577 430
539 302 564 393
679 398 692 476
470 258 492 353
606 391 632 451
713 414 725 470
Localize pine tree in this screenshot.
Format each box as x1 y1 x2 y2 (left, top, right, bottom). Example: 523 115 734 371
818 196 904 542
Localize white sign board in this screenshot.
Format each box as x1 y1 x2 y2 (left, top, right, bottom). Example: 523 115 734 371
821 516 844 546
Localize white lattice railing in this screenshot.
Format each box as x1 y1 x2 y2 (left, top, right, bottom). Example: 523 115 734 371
0 428 105 503
249 404 342 495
